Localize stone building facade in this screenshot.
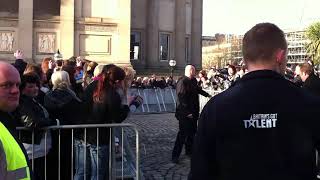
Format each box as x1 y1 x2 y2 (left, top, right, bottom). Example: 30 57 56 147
0 0 203 74
130 0 203 74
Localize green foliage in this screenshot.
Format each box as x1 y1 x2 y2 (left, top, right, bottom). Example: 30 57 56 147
305 22 320 65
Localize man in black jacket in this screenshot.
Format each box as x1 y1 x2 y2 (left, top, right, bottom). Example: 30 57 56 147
189 23 320 180
299 62 320 178
300 62 320 96
172 64 211 163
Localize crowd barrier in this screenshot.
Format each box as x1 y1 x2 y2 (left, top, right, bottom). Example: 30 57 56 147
129 87 222 113
200 88 223 113
129 88 177 113
17 123 140 180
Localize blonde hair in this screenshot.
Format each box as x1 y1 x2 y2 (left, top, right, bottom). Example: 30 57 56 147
122 66 136 93
51 70 71 89
93 64 105 77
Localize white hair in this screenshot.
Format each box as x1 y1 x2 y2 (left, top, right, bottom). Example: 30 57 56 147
51 70 71 89
93 64 105 77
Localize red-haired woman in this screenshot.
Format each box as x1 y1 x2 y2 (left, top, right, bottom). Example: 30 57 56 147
74 65 130 180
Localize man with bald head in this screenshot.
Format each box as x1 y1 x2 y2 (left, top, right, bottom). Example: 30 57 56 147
172 64 211 163
0 61 31 179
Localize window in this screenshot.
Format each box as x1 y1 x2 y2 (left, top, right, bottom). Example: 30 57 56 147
130 32 141 60
185 37 190 63
159 33 170 61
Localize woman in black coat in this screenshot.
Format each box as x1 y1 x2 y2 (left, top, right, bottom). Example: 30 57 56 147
44 70 85 180
74 65 130 180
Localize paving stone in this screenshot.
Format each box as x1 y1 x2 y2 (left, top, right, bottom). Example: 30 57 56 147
124 113 190 180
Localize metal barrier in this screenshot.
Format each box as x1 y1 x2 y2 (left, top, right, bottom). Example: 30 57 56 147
200 88 223 113
129 88 177 113
129 87 222 113
17 123 140 180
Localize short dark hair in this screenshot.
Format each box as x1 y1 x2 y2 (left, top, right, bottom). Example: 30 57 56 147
299 62 313 75
20 73 40 91
228 64 237 75
242 23 287 63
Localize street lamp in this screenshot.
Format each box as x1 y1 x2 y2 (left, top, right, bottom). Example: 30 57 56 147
169 59 176 77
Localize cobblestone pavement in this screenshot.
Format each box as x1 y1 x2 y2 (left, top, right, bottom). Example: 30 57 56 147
125 113 190 180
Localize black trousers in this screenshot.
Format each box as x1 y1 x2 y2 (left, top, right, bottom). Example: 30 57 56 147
172 117 197 159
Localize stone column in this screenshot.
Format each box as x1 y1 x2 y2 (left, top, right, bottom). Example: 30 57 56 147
175 0 186 69
191 0 203 69
60 0 75 59
18 0 33 60
117 0 131 66
146 0 159 68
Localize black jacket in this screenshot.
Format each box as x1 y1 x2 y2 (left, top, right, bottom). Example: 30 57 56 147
175 76 210 119
81 81 129 145
303 73 320 96
15 95 53 144
190 70 320 180
43 88 82 180
44 88 85 125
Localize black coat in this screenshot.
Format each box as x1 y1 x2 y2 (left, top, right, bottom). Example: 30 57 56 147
43 88 83 180
175 76 210 119
44 88 85 125
81 81 129 145
15 95 53 144
303 73 320 96
190 70 320 180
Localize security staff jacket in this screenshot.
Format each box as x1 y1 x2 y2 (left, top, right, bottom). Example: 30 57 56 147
0 111 31 180
190 70 320 180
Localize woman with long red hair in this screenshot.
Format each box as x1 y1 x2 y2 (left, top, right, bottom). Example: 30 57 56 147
74 64 130 180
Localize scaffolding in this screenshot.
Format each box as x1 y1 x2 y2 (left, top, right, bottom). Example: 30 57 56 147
285 31 308 64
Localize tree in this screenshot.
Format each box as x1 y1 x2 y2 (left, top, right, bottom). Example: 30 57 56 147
305 22 320 65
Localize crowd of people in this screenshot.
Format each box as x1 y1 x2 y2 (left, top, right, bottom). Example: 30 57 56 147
3 22 320 180
0 52 143 180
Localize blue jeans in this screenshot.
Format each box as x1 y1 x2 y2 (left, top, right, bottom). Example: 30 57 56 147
74 139 109 180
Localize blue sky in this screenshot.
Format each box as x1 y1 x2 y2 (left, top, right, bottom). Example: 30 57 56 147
203 0 320 35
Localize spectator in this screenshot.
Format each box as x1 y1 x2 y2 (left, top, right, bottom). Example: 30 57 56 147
83 61 98 88
23 63 49 105
62 65 84 98
299 62 320 96
41 57 54 87
293 64 303 87
44 70 84 180
198 70 210 89
15 73 54 180
74 65 130 180
166 76 175 88
12 50 27 77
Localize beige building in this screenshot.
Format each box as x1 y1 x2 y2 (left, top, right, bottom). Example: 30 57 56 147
0 0 203 74
130 0 203 74
0 0 130 66
202 34 243 69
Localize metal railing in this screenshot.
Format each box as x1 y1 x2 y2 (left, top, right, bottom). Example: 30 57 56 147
129 87 223 113
17 123 140 180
